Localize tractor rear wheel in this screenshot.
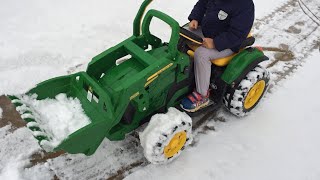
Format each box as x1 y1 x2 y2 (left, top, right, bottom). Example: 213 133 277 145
223 65 270 117
139 108 193 164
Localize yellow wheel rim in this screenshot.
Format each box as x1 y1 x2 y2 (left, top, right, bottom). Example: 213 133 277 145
244 80 266 109
164 131 187 158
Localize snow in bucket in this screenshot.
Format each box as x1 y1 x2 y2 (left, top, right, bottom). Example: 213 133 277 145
18 93 91 151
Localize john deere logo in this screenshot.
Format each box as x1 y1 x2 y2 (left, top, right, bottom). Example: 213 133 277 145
218 10 228 21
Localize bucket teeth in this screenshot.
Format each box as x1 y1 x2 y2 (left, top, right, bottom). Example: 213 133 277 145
11 99 22 104
27 122 41 131
32 131 49 141
9 96 24 107
21 113 35 119
8 95 50 148
16 106 33 114
26 122 40 128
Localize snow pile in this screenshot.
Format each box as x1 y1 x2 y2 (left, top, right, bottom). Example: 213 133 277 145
0 107 3 119
140 107 193 164
18 93 91 151
0 159 24 180
0 159 54 180
0 124 53 180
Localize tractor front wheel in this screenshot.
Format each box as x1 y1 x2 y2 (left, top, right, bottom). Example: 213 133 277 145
139 108 193 164
223 65 270 117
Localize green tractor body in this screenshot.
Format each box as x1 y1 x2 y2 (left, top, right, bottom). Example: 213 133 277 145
9 0 268 156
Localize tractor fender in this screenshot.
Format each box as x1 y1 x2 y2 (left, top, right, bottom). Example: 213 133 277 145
221 48 269 86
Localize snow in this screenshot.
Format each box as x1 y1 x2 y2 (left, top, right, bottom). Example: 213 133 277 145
0 126 53 180
0 159 24 180
139 107 192 164
126 51 320 180
254 0 289 18
0 67 66 95
18 93 91 151
0 107 3 119
0 0 319 179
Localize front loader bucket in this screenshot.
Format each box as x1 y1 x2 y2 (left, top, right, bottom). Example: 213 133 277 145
9 72 115 155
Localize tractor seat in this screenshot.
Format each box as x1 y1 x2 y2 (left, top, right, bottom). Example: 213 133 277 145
187 35 255 67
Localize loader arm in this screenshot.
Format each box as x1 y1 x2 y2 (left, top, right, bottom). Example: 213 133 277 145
8 0 190 156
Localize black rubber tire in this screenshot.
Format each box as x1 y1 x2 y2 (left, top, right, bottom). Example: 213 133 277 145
223 65 270 117
139 108 193 164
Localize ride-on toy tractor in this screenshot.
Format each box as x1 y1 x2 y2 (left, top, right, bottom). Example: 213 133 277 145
9 0 270 164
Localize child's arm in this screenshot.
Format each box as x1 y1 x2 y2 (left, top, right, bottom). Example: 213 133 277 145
213 5 254 52
188 0 208 24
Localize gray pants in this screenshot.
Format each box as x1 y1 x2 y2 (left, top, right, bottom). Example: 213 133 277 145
194 47 234 96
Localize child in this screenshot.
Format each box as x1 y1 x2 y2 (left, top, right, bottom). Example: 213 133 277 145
181 0 255 112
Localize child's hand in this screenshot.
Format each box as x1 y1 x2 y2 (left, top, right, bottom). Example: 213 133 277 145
189 20 198 30
203 38 215 49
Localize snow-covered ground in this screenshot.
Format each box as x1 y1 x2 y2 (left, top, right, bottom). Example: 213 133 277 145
125 51 320 180
254 0 289 17
0 0 319 179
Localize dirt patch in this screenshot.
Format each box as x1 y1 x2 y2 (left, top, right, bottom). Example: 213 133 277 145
286 25 302 34
262 46 291 53
27 150 65 168
260 46 295 68
267 51 295 68
274 51 295 61
0 95 26 131
279 44 290 51
296 21 305 26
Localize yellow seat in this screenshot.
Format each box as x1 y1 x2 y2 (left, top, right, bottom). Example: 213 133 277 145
187 44 239 67
186 33 253 67
212 53 238 66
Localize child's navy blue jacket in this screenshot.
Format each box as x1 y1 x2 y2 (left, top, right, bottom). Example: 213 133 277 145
188 0 255 52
